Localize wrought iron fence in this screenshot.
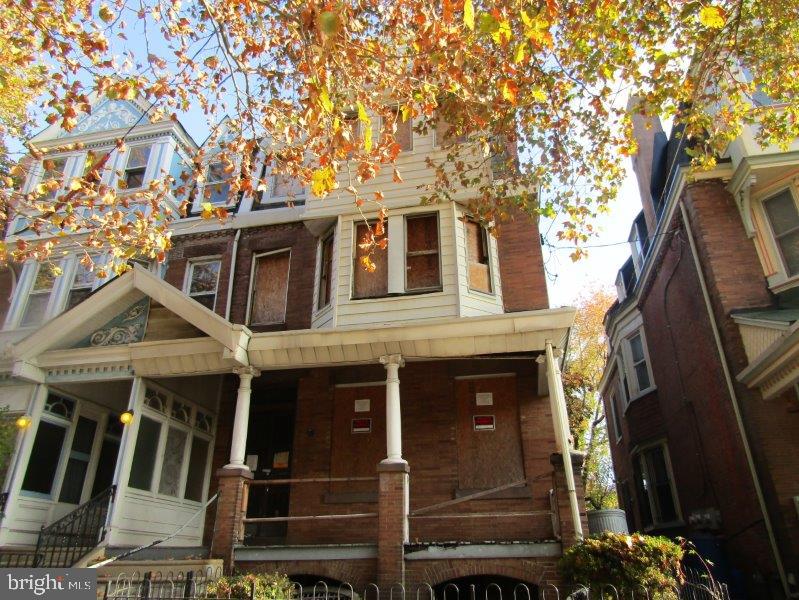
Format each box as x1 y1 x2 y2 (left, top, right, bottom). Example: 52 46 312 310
101 572 731 600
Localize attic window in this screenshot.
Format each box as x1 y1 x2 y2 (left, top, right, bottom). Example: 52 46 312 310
122 145 152 189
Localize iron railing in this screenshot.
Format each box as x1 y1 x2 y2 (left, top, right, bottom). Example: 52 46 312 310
34 484 116 567
101 571 731 600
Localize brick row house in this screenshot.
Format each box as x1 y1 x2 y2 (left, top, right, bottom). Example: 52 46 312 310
601 103 799 598
0 97 587 590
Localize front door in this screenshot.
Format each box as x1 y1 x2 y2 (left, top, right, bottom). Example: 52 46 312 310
244 389 296 544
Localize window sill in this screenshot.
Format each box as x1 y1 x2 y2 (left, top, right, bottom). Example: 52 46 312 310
313 303 334 320
349 289 444 302
467 287 496 298
769 273 799 295
624 385 657 411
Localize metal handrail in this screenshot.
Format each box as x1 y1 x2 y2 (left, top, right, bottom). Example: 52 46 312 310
32 484 116 567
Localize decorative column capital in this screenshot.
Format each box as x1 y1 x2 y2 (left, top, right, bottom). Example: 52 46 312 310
380 354 405 368
233 366 261 379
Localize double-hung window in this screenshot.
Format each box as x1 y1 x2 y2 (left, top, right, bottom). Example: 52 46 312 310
20 266 56 327
66 262 94 311
317 232 334 310
186 259 221 311
40 157 68 200
128 385 214 503
763 189 799 277
405 214 441 291
634 443 679 528
625 329 653 396
204 162 231 205
121 145 151 189
465 220 492 294
248 250 291 325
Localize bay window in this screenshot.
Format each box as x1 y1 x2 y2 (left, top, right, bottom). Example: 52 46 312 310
624 329 653 396
20 266 56 327
121 145 152 189
204 161 231 205
317 232 334 309
405 213 441 291
66 262 95 311
40 157 68 199
465 220 493 294
763 188 799 276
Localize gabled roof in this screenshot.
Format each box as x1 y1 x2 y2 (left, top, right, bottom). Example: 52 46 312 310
12 265 250 365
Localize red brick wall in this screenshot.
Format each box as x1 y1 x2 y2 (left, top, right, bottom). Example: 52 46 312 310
606 186 797 591
206 359 573 551
166 222 318 330
495 210 549 311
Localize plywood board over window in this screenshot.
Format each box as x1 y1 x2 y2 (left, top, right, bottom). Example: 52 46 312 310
384 109 413 152
249 250 291 325
465 220 492 294
353 222 388 298
406 213 441 291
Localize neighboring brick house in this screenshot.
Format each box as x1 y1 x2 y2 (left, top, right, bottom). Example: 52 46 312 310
0 97 586 591
601 106 799 598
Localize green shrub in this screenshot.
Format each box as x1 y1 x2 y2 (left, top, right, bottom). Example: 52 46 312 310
558 532 685 596
206 572 293 600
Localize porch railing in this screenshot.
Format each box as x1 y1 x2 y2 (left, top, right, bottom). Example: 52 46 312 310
241 477 379 545
34 484 116 567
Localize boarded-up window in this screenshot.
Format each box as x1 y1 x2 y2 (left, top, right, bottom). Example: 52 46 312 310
249 251 291 325
384 109 413 151
466 220 492 293
435 102 468 147
406 214 440 291
318 232 334 309
353 222 388 298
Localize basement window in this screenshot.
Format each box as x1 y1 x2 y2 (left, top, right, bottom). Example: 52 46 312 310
248 250 291 325
465 220 493 294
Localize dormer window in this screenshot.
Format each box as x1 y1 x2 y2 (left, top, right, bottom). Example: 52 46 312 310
121 145 151 189
40 157 67 199
20 266 56 327
204 162 231 205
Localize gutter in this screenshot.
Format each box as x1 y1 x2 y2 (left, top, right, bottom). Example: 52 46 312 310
224 229 241 321
679 200 789 597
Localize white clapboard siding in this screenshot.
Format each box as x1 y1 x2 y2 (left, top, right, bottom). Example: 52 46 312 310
110 490 205 546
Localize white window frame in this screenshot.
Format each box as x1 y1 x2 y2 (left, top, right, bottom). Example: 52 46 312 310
264 171 306 205
634 440 682 529
117 143 155 191
315 229 335 312
404 212 442 292
246 248 292 326
183 257 222 312
380 109 414 153
130 381 215 505
464 218 495 296
758 184 799 288
606 381 623 443
621 327 655 401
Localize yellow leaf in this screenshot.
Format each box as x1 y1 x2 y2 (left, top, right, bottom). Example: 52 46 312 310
463 0 474 30
491 19 512 45
356 101 371 125
319 87 333 114
531 86 547 102
311 166 337 198
514 43 526 64
400 105 412 122
364 124 373 152
501 80 518 104
699 5 725 29
201 201 214 219
69 179 82 191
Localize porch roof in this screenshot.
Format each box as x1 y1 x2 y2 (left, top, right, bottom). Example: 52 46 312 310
736 314 799 399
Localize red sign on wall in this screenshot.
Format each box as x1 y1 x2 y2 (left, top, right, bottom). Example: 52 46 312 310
352 418 372 433
473 415 495 431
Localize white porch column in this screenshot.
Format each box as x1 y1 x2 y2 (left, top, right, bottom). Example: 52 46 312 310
539 342 584 541
225 366 261 469
379 354 405 463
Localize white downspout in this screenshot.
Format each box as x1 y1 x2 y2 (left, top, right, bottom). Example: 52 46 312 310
544 341 584 542
679 200 789 597
224 229 241 321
